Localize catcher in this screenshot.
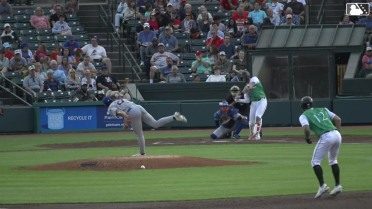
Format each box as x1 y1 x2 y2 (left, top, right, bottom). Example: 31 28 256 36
210 101 248 140
103 92 187 156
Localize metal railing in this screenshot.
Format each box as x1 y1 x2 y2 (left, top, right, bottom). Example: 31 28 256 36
0 74 32 106
99 1 142 81
317 0 326 24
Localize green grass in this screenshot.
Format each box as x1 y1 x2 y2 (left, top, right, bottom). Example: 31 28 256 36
0 127 371 204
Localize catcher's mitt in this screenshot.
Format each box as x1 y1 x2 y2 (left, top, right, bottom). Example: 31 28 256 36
219 115 230 125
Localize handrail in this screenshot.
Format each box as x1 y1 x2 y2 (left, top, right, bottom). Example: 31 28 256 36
317 0 326 24
0 74 32 106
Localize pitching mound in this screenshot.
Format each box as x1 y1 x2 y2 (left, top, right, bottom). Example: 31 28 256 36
21 155 256 171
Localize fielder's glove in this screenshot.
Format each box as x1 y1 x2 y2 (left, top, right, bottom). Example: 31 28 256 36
305 137 312 144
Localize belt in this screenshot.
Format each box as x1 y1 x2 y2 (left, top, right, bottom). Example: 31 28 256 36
322 129 337 135
127 108 132 113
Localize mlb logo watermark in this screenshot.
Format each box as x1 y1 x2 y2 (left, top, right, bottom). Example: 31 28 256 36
346 3 370 16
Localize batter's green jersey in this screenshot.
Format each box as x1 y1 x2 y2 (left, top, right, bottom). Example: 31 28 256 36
249 80 266 101
303 108 336 137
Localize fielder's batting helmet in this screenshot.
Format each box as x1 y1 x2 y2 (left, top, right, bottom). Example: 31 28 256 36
102 97 113 107
300 96 313 110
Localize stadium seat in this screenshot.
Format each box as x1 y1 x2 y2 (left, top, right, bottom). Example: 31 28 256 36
53 91 72 101
178 67 192 74
66 14 79 21
181 52 196 60
191 39 206 46
19 35 38 43
43 42 58 51
178 39 190 53
36 28 53 36
205 5 219 13
14 14 30 23
27 42 40 51
174 32 189 40
70 26 86 34
0 15 15 23
73 34 89 42
20 29 36 36
13 9 25 15
14 22 32 30
35 92 54 103
37 35 56 43
68 21 80 27
180 60 193 67
55 34 69 43
191 45 207 53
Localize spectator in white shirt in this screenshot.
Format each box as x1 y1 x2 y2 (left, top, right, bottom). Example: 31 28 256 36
206 66 226 82
81 35 112 73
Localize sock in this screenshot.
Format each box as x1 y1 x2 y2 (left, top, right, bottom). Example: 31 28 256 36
210 133 217 139
313 165 324 186
331 164 340 186
150 79 153 83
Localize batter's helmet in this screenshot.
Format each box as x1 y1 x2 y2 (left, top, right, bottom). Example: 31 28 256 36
102 97 113 107
300 96 313 110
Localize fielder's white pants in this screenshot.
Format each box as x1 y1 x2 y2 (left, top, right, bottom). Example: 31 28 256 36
311 130 342 167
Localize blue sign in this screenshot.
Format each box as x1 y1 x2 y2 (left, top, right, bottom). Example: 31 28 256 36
39 106 124 133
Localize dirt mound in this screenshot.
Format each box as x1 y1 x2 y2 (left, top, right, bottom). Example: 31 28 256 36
21 156 256 171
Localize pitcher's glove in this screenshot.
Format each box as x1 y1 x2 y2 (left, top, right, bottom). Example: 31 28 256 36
305 137 312 144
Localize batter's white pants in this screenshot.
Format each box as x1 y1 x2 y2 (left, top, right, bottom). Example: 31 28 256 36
249 98 267 126
311 130 342 167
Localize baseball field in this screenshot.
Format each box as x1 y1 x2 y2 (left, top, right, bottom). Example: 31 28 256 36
0 126 371 209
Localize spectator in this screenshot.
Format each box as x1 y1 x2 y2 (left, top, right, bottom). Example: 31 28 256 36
219 35 237 59
241 24 258 49
20 42 34 64
170 11 181 31
9 49 27 74
166 65 186 83
283 0 304 22
197 5 213 22
154 0 167 14
168 0 181 11
1 23 18 45
181 11 197 33
286 0 306 6
267 8 281 26
148 10 160 32
213 16 226 34
74 83 97 101
64 0 79 15
63 36 80 56
74 48 84 63
232 5 249 33
231 49 248 81
81 35 112 73
191 50 212 74
34 62 47 82
0 49 9 72
206 66 226 82
207 21 225 39
149 56 174 83
360 46 372 77
226 18 240 38
76 55 96 79
81 69 97 92
215 51 232 76
57 47 76 66
150 42 179 69
96 67 120 91
137 0 154 15
164 3 175 19
58 56 73 75
263 0 284 16
281 7 301 25
207 44 219 66
193 74 201 82
49 4 68 27
154 7 171 29
3 42 13 60
114 0 128 33
52 15 72 36
158 26 179 53
0 0 12 17
206 28 224 51
145 37 159 78
34 43 48 63
30 7 51 29
339 15 354 25
219 0 238 12
40 56 51 72
23 64 44 103
358 12 372 34
43 69 60 92
198 11 213 34
137 22 157 66
179 3 196 21
65 68 80 91
122 0 138 24
281 14 295 26
248 3 267 28
49 59 66 83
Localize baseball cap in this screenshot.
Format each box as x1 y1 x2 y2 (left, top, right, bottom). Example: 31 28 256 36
219 51 226 56
2 42 10 48
286 14 292 19
181 0 186 3
28 65 35 71
92 35 99 41
69 36 75 41
367 46 372 51
14 49 22 55
158 43 165 47
21 42 29 47
3 23 10 28
195 50 202 56
143 22 150 28
167 3 173 7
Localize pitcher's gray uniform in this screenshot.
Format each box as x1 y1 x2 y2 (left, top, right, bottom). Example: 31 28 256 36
106 98 187 156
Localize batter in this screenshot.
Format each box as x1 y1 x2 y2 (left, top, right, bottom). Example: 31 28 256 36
299 96 343 198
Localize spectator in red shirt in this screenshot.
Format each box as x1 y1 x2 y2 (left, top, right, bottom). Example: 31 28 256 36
220 0 238 12
206 28 224 52
2 42 13 60
232 5 248 32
